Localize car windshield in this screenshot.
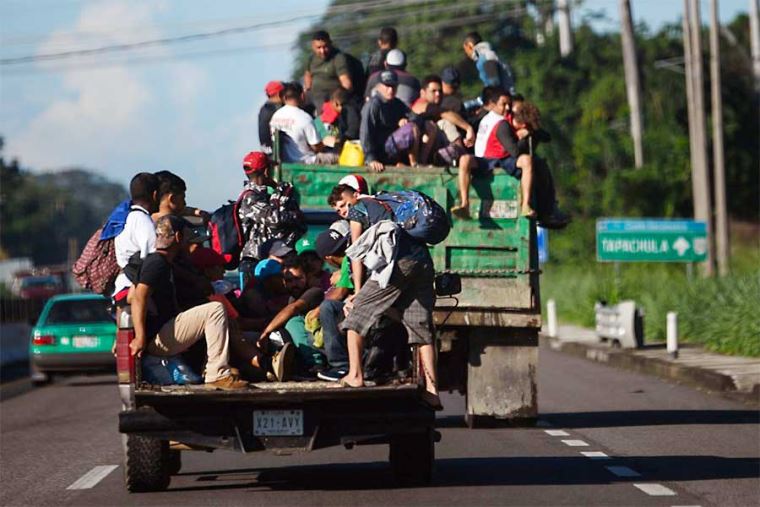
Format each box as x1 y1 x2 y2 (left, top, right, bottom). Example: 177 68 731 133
45 299 113 324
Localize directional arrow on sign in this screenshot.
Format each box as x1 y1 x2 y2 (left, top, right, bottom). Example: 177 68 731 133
673 237 690 256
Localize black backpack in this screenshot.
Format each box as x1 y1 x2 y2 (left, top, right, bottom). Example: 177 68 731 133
209 189 252 270
342 51 367 102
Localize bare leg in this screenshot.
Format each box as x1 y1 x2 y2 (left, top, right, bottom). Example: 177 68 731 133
517 154 536 217
341 329 364 387
451 155 474 218
418 344 438 395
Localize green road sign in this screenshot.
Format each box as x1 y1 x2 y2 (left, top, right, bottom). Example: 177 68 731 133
596 219 708 262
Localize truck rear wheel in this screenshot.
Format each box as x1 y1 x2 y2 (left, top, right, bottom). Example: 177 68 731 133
389 431 434 486
123 435 171 492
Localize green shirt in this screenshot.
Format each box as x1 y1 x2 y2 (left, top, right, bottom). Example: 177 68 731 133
308 50 349 106
335 256 353 290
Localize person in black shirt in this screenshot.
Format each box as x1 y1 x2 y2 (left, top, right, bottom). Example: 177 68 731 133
366 27 399 77
258 81 283 154
129 215 248 390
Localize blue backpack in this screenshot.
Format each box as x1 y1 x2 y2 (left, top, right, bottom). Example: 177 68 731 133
369 190 451 245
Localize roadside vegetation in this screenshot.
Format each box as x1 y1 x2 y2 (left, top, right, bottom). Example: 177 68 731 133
542 219 760 357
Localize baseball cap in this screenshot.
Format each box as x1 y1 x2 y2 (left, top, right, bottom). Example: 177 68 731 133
155 215 185 249
265 80 284 97
315 229 348 259
329 219 350 237
385 48 405 67
254 258 282 279
338 174 369 194
261 239 294 259
243 151 269 175
441 66 461 86
190 247 226 270
295 237 316 255
379 70 398 87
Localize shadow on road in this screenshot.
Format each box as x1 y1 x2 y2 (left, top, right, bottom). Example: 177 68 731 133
541 410 759 428
166 455 759 492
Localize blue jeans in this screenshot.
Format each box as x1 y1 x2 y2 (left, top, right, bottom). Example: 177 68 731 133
319 299 348 369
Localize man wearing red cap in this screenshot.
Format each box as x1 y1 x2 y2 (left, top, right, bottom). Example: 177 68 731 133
237 152 277 278
258 80 284 155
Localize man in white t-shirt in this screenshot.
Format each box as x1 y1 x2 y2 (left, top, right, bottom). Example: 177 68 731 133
112 172 160 306
269 82 338 165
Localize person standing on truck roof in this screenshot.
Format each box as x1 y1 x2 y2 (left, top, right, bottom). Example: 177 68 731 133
238 151 277 277
129 215 248 390
338 187 442 410
360 70 437 171
366 27 400 77
151 171 210 224
462 31 516 95
365 49 420 107
270 82 339 165
304 30 353 114
258 80 284 155
112 173 160 308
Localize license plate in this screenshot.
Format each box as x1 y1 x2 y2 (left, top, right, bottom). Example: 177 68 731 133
253 410 303 436
73 336 98 348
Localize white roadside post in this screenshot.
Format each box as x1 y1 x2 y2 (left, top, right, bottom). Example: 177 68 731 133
547 299 558 338
667 311 679 359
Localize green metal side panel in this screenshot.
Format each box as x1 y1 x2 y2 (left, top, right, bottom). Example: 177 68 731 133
280 163 539 312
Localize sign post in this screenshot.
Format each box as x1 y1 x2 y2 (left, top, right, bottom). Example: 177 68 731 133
596 219 708 263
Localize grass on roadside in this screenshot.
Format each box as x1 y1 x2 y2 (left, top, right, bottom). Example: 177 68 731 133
541 221 760 357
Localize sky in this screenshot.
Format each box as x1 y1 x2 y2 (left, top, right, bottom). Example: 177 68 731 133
0 0 749 211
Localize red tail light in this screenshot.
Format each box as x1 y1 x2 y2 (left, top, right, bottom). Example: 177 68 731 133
32 335 55 345
116 327 136 384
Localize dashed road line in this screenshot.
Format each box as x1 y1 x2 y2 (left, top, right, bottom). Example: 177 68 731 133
580 451 610 459
561 439 589 447
544 429 569 436
66 465 118 490
633 483 677 496
605 466 642 478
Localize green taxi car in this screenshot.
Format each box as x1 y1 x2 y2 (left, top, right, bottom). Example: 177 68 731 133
30 293 117 384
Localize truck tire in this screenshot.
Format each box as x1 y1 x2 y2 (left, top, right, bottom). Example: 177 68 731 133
123 435 171 492
167 449 182 475
389 431 434 486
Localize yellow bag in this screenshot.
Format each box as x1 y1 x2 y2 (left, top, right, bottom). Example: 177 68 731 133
338 140 365 167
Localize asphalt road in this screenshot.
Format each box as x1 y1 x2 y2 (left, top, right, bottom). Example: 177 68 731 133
1 347 757 506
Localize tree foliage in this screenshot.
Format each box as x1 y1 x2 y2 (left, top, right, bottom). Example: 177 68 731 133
293 1 758 223
0 140 128 265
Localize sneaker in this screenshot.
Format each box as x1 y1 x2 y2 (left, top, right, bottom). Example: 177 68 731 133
271 342 295 382
317 367 348 382
205 374 248 390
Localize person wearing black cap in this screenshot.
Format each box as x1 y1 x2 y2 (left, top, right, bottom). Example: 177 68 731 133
359 70 437 171
440 66 465 116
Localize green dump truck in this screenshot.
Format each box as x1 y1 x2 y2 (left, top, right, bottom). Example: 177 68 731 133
279 162 540 427
116 161 539 492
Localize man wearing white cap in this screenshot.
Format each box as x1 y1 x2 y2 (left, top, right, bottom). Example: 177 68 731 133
364 48 420 107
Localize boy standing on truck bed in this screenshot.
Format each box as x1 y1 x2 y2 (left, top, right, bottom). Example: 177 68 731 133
129 215 248 390
339 188 442 410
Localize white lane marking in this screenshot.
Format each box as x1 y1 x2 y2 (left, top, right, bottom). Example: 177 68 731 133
545 429 569 436
605 466 642 478
633 483 677 496
561 439 589 447
67 465 118 490
581 451 610 459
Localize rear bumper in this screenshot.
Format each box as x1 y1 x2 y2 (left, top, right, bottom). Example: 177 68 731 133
31 352 114 372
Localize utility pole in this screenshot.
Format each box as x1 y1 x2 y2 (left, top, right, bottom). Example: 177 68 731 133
709 0 729 275
683 0 715 276
751 0 760 94
557 0 573 57
620 0 645 168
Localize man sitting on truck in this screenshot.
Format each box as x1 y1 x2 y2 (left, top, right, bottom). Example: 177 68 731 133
360 70 438 171
270 82 338 165
129 215 248 390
